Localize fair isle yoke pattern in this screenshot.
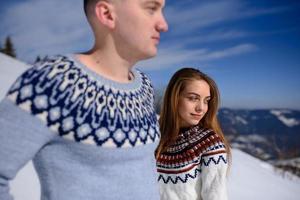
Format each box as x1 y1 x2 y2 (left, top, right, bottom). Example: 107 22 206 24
6 55 159 148
156 126 227 184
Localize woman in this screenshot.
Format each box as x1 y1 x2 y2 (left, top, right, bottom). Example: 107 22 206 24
156 68 231 200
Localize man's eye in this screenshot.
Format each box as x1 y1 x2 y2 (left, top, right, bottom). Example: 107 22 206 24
148 7 157 13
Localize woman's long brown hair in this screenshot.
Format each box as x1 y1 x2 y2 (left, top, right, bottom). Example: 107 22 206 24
156 68 231 167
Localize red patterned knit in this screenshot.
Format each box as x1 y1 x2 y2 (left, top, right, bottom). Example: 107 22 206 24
156 125 228 200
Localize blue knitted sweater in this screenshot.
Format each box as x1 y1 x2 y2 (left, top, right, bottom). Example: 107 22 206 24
0 55 160 200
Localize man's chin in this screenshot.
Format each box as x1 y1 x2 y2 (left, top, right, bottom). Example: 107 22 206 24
141 49 157 60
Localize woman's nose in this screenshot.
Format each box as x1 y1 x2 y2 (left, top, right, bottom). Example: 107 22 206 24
195 102 203 112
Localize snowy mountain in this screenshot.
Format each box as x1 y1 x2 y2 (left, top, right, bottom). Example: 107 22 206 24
1 53 299 199
218 108 300 161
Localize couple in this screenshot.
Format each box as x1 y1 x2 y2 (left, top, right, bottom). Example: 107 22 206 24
0 0 230 200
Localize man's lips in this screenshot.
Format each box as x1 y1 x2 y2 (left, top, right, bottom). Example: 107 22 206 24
152 36 160 43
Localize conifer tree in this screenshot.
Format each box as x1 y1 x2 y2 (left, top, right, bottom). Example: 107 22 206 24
2 36 16 58
0 43 4 54
35 55 41 63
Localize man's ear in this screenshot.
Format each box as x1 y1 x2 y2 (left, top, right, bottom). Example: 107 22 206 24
94 1 116 29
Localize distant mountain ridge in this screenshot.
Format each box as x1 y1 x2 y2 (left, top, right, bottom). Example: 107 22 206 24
218 108 300 176
218 108 300 160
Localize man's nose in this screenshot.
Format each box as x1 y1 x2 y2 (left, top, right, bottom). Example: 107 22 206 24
156 14 168 32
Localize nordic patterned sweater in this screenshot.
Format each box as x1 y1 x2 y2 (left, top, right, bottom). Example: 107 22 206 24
0 55 160 200
156 125 228 200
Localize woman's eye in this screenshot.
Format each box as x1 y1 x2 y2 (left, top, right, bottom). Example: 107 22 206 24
204 99 210 104
188 97 198 101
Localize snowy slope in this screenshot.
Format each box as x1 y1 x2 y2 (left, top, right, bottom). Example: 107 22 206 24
7 150 300 200
0 53 29 97
0 53 40 200
1 53 300 200
270 110 300 127
228 149 300 200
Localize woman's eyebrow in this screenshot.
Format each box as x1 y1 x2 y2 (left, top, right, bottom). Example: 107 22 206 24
186 92 200 97
186 92 211 99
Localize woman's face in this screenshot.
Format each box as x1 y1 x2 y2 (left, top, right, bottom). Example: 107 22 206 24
178 79 211 128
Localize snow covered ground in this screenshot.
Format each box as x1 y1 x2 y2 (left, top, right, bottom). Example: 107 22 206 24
1 53 300 199
228 149 300 199
7 150 300 200
0 53 29 98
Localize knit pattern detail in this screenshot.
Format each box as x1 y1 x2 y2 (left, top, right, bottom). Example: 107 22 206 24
156 126 227 184
158 168 201 184
6 55 159 148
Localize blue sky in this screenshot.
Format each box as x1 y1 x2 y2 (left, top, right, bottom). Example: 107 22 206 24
0 0 299 109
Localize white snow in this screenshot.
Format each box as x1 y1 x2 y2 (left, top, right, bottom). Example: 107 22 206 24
228 149 300 200
271 110 292 115
9 163 41 200
251 115 257 120
235 116 248 125
0 53 29 97
278 116 299 127
0 53 40 199
1 53 300 200
8 149 300 200
222 109 229 114
270 110 299 127
236 134 268 143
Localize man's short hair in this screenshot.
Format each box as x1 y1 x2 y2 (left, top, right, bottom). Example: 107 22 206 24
84 0 90 17
84 0 99 17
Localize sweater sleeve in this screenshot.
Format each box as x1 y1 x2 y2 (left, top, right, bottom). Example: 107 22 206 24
0 98 55 200
200 140 228 200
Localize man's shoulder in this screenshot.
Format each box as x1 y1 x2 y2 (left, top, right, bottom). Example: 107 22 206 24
6 55 76 99
33 54 75 75
15 54 73 78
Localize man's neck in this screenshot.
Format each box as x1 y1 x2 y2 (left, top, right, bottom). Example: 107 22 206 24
76 48 136 83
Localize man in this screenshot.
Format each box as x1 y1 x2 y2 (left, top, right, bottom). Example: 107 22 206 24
0 0 168 199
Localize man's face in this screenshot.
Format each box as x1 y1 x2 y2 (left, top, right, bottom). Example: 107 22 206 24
113 0 168 62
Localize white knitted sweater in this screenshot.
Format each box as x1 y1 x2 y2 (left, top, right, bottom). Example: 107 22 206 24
156 126 228 200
